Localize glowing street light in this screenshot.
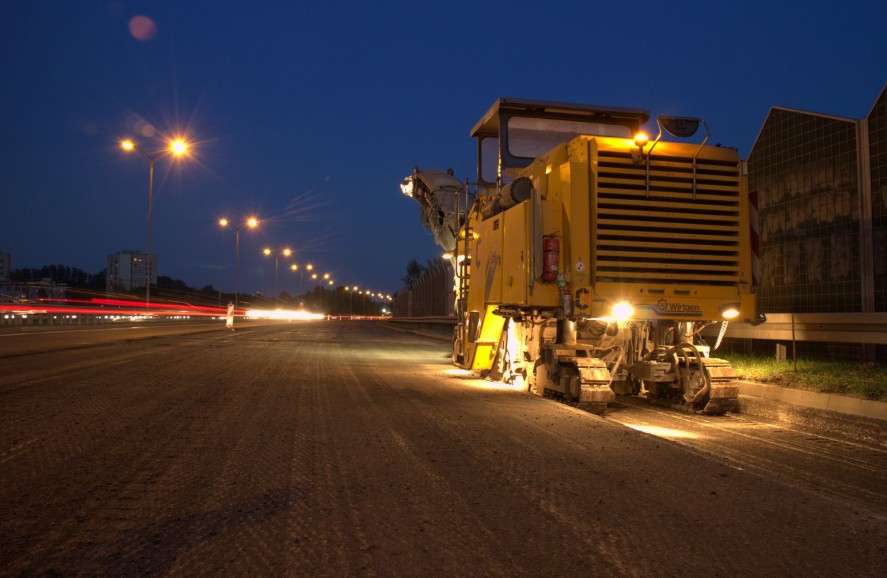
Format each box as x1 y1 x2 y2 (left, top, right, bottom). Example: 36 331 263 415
120 136 190 307
263 247 292 304
218 216 259 308
170 138 189 155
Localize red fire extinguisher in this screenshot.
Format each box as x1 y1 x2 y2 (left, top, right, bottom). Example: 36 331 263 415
543 237 559 281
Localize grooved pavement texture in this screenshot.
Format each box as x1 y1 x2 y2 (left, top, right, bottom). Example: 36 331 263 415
1 322 884 577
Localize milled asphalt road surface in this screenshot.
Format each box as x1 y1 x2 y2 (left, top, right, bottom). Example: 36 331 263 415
1 320 884 576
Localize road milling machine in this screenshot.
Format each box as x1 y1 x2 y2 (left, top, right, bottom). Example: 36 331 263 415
401 98 759 414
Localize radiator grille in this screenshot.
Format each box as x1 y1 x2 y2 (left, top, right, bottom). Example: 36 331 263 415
594 147 742 285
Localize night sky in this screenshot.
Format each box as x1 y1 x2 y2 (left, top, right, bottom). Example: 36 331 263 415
2 1 885 298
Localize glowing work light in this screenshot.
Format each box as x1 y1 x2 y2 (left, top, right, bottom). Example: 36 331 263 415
612 301 634 322
721 304 741 320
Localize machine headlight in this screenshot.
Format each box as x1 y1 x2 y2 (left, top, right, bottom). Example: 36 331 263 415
612 301 634 322
400 177 414 198
721 304 740 320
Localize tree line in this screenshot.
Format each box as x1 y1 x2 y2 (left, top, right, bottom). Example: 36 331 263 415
401 257 446 287
8 258 441 308
10 265 106 291
8 265 223 305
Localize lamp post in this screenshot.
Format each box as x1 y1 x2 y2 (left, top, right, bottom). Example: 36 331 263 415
219 216 258 309
292 262 313 296
310 272 318 309
263 247 292 305
121 137 189 308
290 263 299 297
304 264 313 295
320 273 331 312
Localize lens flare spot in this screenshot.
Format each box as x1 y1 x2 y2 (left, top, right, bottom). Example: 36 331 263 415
138 121 156 137
129 15 157 41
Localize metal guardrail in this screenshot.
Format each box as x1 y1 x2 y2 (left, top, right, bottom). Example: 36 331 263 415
392 314 887 346
0 313 217 330
707 313 887 345
388 316 456 325
1 312 127 327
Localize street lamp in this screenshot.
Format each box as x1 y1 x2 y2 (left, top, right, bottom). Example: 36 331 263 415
305 264 313 292
218 216 259 308
317 273 330 311
291 262 313 296
263 247 292 305
120 136 189 307
292 263 310 297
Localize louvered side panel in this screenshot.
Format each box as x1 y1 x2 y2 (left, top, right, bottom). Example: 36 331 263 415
594 148 742 286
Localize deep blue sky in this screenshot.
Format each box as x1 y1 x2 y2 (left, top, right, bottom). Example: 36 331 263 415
2 1 885 298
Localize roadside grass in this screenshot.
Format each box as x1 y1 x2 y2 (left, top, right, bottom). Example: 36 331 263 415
721 353 887 401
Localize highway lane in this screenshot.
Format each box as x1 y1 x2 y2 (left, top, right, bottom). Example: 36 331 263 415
0 319 276 358
604 397 887 512
1 320 884 576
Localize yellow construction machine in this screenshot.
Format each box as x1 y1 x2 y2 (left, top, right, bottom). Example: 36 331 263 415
401 98 758 414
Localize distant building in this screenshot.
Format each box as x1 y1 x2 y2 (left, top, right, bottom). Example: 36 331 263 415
5 279 67 302
0 252 14 301
0 252 68 302
106 250 157 292
748 83 886 314
0 252 10 283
